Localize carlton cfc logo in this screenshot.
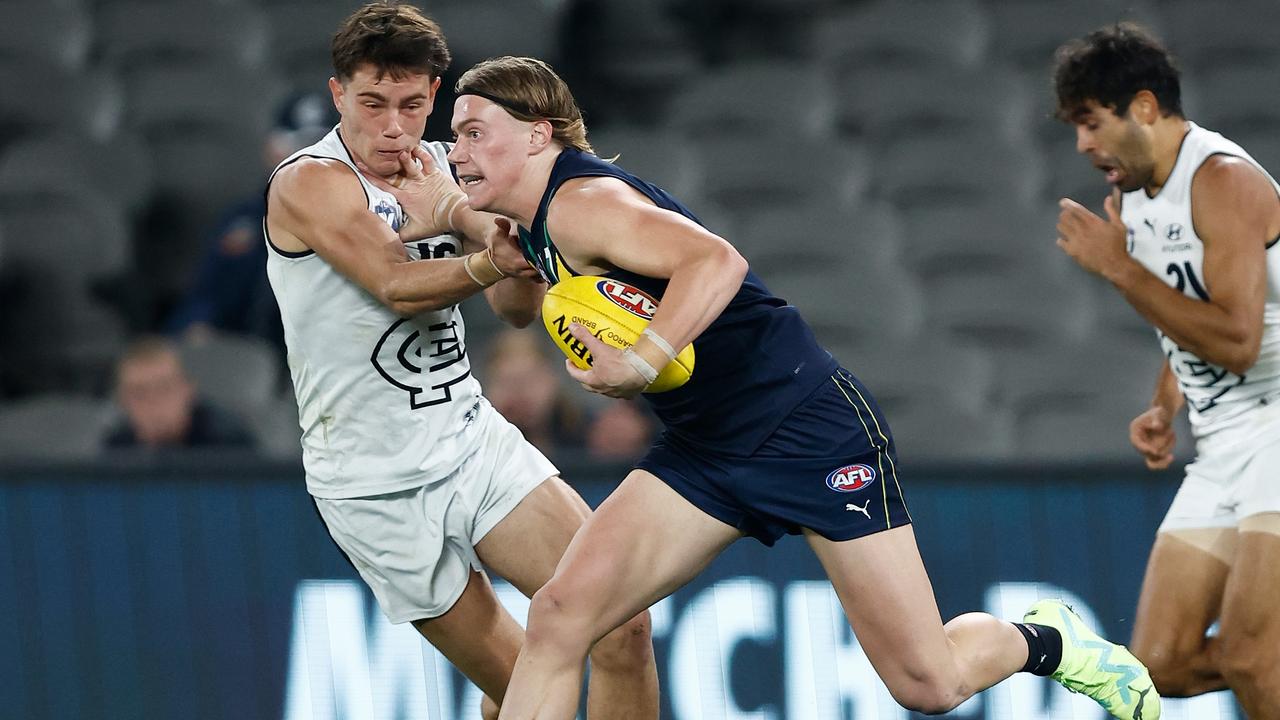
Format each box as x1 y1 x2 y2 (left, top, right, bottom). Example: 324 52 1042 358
596 279 658 320
826 464 876 493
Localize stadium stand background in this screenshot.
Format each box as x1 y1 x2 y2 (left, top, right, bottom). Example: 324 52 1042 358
0 0 1277 461
0 2 1271 719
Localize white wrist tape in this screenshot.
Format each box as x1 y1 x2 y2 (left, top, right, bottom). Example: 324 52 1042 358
640 327 676 362
622 347 659 384
436 193 464 232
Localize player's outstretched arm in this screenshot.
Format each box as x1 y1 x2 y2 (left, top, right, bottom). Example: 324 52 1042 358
476 217 545 328
356 145 505 249
268 157 521 317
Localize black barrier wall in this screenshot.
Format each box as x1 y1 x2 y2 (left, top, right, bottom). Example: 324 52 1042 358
0 456 1242 720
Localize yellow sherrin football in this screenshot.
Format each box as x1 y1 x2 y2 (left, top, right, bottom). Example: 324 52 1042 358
541 275 695 393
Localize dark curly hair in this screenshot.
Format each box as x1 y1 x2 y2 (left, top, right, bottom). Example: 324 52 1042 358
1053 23 1182 122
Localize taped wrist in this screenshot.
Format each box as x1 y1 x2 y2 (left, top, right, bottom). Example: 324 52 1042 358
640 327 676 362
622 347 660 384
631 330 675 375
435 193 465 233
464 251 504 287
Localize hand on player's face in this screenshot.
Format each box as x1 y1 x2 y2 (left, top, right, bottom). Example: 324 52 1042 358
487 217 540 280
1130 406 1176 470
356 146 466 240
1055 195 1130 276
332 68 435 175
563 323 648 399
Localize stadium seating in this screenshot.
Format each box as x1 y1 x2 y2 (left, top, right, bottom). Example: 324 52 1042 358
0 193 130 393
177 330 282 426
0 62 123 142
667 61 835 139
97 2 269 72
693 134 870 214
2 0 1276 465
1162 0 1280 71
0 131 156 215
987 0 1163 75
731 201 904 274
833 65 1035 146
828 334 995 417
816 0 991 73
0 2 93 71
0 395 114 460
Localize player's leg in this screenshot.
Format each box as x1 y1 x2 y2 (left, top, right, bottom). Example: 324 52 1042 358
809 526 1159 719
314 491 526 709
805 525 1020 712
476 475 659 719
1130 451 1242 698
1217 513 1280 718
497 469 743 720
785 372 1026 711
410 569 527 703
777 371 1148 715
1129 530 1230 696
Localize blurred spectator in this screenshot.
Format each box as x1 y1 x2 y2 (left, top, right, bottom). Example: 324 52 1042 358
103 336 255 450
586 399 656 461
163 91 339 353
481 328 586 455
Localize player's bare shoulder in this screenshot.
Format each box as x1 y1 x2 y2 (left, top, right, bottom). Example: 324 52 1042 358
1193 154 1271 193
547 176 653 233
268 157 368 252
544 176 652 269
555 175 643 209
1190 154 1280 242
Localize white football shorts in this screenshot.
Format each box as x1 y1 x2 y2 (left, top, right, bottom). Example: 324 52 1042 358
1160 398 1280 532
314 402 557 623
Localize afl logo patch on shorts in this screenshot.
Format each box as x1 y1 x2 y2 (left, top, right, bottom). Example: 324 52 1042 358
596 279 658 320
826 463 876 493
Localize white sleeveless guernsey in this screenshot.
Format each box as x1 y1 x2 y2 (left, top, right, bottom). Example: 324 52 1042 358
1120 122 1280 437
266 128 485 499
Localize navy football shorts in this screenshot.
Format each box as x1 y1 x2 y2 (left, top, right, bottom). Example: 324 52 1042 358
638 367 912 546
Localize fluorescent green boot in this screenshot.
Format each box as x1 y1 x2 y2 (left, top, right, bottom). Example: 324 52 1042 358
1023 599 1161 720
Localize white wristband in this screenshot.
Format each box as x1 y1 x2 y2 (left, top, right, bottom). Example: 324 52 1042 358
641 327 676 362
622 347 659 384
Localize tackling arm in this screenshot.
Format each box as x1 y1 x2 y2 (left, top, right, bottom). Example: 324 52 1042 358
267 158 505 317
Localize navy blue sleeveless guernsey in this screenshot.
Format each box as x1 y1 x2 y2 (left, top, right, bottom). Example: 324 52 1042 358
518 148 838 456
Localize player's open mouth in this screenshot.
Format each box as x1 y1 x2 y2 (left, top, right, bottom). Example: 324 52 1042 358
1090 158 1121 183
1094 162 1121 184
459 175 483 187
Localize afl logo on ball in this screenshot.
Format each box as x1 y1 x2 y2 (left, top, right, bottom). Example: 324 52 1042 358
826 464 876 493
596 279 658 320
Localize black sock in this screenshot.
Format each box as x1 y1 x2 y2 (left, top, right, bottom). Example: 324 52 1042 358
1014 622 1063 676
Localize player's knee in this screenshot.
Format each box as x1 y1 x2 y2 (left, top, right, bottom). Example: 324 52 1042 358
525 582 593 653
885 674 967 715
589 610 654 673
1217 632 1278 689
1132 639 1189 695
